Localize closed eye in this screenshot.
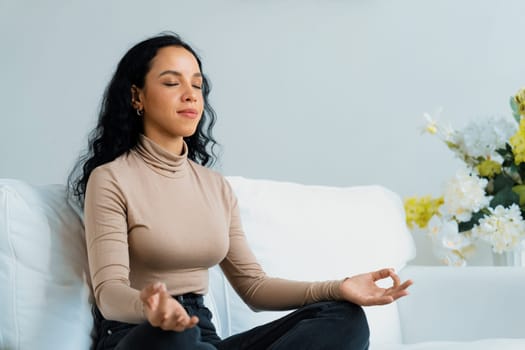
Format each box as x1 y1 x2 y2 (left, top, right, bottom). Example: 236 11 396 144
193 85 202 90
164 82 179 87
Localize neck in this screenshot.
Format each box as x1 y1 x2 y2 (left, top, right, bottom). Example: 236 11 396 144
144 131 184 155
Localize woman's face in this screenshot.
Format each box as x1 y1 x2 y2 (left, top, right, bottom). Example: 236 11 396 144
134 46 204 143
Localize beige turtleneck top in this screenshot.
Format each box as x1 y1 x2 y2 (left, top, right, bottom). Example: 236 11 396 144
84 134 343 323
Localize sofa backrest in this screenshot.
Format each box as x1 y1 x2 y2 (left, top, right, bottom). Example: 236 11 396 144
0 179 92 350
214 176 416 345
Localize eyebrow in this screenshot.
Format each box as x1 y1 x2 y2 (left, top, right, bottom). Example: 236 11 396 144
158 70 202 78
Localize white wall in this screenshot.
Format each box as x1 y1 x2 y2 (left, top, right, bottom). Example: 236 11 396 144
1 0 524 265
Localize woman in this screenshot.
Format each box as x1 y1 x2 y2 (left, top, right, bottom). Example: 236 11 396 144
69 32 412 350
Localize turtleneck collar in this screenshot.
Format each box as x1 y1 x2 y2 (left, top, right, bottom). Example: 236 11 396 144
134 134 188 178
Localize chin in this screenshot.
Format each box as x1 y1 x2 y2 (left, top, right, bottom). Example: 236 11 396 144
179 129 198 138
178 121 200 137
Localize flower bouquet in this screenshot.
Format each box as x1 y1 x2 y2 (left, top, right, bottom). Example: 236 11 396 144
405 88 525 266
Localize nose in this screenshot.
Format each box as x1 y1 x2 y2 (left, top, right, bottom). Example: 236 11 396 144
181 82 198 103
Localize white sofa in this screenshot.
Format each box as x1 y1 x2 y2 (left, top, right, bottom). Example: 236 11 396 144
1 176 524 350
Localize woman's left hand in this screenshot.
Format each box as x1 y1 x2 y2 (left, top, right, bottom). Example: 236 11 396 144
339 268 413 306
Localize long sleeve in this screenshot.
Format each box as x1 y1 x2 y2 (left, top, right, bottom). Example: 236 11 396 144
84 166 145 323
219 181 344 311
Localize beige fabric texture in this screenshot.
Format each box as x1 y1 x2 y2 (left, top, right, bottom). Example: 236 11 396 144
84 134 342 323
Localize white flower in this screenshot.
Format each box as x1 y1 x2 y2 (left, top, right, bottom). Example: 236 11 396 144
441 226 472 251
433 246 468 267
422 112 438 135
471 204 525 253
440 168 491 222
426 215 457 241
453 117 517 159
422 109 455 142
426 215 473 266
415 108 525 265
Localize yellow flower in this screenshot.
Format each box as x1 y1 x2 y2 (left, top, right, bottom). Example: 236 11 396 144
515 88 525 117
512 185 525 206
509 117 525 164
404 196 444 229
520 115 525 133
476 159 502 178
509 126 525 165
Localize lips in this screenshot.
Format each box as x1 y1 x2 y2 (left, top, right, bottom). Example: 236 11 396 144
177 108 199 119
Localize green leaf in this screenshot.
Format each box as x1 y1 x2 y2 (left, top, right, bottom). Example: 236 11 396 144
490 186 520 208
513 112 521 123
499 144 516 167
511 96 518 111
492 173 515 193
458 210 486 232
519 162 525 177
510 97 521 123
495 147 507 157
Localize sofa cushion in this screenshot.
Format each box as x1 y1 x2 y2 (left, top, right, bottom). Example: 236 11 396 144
398 266 525 343
0 180 92 350
220 176 416 345
373 338 525 350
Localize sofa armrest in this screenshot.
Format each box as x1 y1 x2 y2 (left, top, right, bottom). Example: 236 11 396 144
398 265 525 344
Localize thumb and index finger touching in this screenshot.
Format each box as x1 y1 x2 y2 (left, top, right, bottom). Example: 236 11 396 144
140 282 167 305
372 268 413 289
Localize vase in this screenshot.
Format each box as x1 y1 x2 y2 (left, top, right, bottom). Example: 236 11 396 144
492 249 524 267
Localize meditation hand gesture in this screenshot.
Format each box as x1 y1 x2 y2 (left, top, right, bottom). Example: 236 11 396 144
339 268 413 306
140 282 199 332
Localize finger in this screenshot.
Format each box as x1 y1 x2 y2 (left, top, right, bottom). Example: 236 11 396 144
390 270 401 288
165 312 197 332
390 289 410 301
396 279 413 291
163 316 187 332
145 293 160 311
187 315 199 328
149 308 166 327
158 291 174 318
171 316 198 332
140 281 164 301
176 313 196 328
386 279 413 296
176 312 188 324
160 298 194 331
365 295 394 306
152 291 173 326
141 285 166 313
387 280 413 300
371 268 394 281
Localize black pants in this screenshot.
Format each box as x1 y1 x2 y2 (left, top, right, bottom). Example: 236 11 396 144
92 294 370 350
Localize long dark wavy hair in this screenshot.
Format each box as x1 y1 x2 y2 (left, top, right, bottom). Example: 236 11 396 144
68 32 219 205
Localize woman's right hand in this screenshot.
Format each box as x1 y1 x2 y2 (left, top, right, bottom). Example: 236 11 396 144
139 282 199 332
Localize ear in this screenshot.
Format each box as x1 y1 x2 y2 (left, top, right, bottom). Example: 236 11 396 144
130 85 143 110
